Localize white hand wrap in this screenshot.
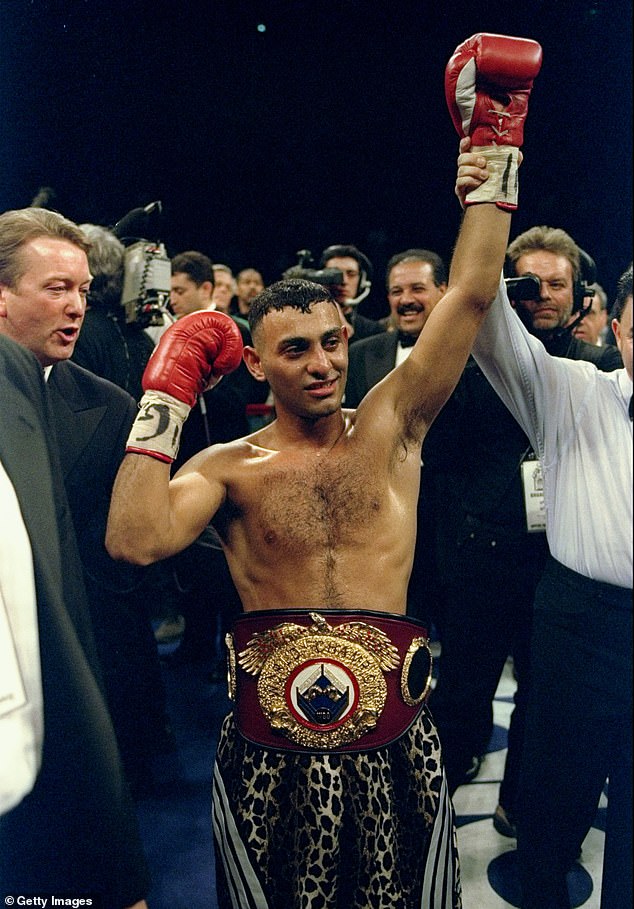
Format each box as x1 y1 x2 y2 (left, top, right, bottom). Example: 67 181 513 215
126 390 192 464
466 146 520 209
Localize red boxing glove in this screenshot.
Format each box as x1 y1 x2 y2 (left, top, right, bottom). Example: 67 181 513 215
445 33 542 148
446 33 542 211
142 310 244 406
127 311 244 463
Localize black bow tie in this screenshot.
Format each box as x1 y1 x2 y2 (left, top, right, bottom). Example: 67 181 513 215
397 331 418 348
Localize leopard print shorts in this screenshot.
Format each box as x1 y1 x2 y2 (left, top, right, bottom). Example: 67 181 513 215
213 707 461 908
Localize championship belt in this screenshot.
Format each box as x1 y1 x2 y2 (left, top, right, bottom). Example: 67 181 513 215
226 610 432 753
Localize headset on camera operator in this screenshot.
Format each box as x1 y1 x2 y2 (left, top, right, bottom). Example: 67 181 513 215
320 244 387 342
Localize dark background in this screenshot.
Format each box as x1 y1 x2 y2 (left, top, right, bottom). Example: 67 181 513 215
1 0 631 318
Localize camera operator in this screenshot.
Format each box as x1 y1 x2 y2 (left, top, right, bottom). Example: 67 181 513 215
505 227 621 367
319 243 387 343
71 224 156 402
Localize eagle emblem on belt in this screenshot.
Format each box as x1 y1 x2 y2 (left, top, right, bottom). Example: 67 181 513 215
235 612 400 748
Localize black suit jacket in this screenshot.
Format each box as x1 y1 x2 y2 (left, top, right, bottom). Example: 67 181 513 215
345 330 400 408
47 359 171 791
347 309 387 345
47 360 144 593
0 336 149 908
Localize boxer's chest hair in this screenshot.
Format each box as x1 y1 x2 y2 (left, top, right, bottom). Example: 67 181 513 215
254 450 383 552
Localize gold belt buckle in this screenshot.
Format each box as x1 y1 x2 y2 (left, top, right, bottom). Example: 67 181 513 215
234 612 401 749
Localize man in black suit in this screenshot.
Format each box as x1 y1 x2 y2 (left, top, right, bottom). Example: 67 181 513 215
0 206 172 797
0 333 149 909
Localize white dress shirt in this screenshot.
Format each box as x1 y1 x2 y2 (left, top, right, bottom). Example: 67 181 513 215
472 278 633 589
0 458 43 814
395 340 416 367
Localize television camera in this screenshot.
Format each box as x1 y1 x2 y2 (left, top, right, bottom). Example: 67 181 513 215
282 249 344 288
112 201 172 328
504 273 542 302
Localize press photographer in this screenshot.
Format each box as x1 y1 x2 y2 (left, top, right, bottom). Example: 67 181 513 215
503 237 599 346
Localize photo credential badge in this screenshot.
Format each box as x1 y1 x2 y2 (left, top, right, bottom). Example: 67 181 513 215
521 457 546 532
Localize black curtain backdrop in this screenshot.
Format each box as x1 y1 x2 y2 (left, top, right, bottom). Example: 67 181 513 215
1 0 631 314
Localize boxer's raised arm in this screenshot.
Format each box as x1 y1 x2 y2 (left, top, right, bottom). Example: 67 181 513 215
106 311 243 564
379 34 542 434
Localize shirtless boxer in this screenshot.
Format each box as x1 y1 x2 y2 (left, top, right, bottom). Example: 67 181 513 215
107 33 542 909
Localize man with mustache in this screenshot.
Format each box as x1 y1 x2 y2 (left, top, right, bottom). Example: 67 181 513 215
344 248 448 409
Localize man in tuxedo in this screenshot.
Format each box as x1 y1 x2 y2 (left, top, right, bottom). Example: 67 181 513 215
344 248 448 408
0 333 149 909
0 206 172 797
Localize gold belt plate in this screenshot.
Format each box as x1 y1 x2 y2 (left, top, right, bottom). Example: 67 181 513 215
237 612 400 749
